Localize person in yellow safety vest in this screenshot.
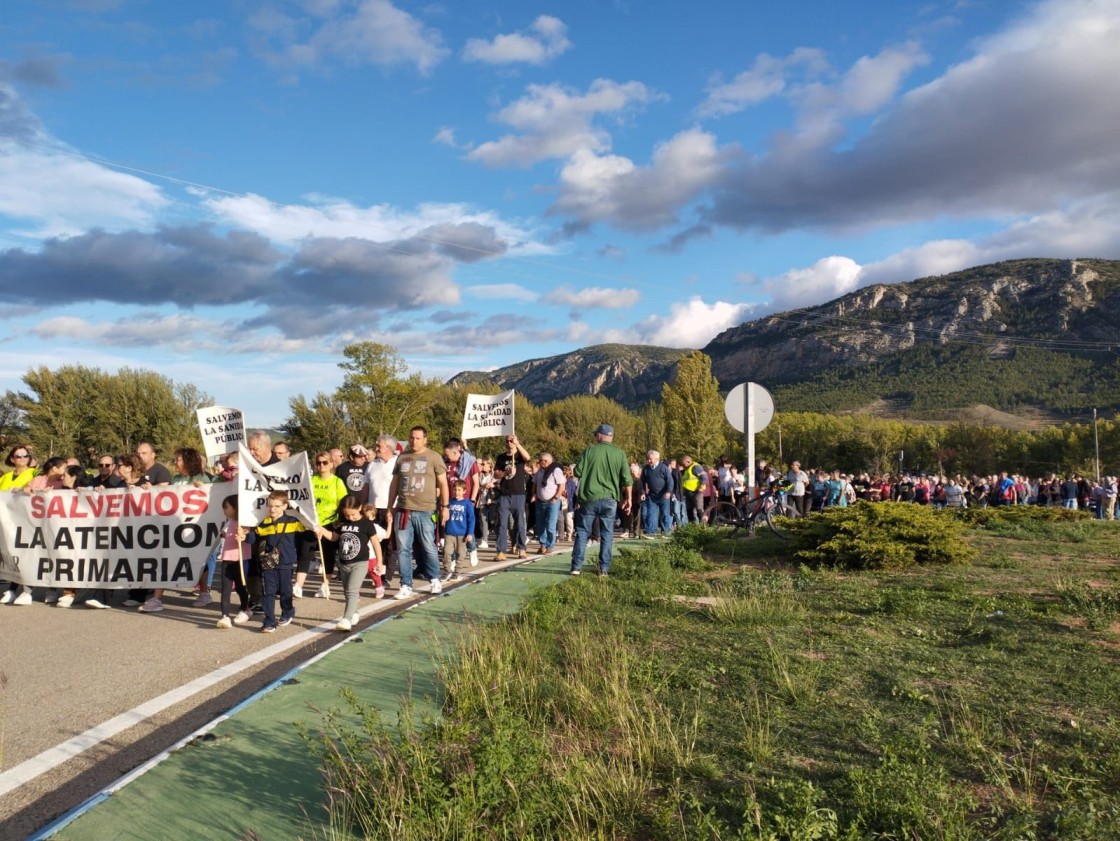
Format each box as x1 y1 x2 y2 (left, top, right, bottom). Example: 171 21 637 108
680 455 707 523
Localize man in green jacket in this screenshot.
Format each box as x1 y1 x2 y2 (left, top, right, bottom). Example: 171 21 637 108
570 423 633 577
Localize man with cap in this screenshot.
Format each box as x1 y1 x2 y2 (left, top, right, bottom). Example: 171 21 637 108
570 423 632 577
336 445 370 495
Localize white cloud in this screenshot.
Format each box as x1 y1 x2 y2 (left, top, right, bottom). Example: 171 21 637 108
553 128 733 231
249 0 448 75
544 286 640 309
203 192 543 256
462 15 570 66
464 283 538 302
697 48 828 118
467 79 658 168
765 256 863 311
634 297 756 347
0 84 167 241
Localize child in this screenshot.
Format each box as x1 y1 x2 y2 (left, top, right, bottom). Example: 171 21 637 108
237 490 304 633
317 496 385 632
215 495 252 629
441 480 477 583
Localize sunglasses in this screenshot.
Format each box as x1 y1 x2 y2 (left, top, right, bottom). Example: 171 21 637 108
316 460 330 465
13 452 29 458
99 462 114 468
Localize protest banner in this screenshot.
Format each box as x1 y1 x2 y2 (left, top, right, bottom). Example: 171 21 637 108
196 406 245 460
0 486 226 589
236 445 317 528
461 389 516 440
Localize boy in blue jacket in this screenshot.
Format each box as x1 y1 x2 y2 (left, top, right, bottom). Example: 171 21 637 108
441 480 476 582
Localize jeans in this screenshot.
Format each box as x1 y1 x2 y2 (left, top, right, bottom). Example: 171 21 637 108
261 565 294 629
571 498 619 574
684 490 705 523
338 560 367 619
535 499 560 549
497 494 527 553
395 509 438 588
642 495 672 534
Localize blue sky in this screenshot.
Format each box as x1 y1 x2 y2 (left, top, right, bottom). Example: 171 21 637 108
2 0 1118 426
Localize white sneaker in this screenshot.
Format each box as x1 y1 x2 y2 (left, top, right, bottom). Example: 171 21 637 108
85 598 109 609
335 617 352 632
479 540 489 549
430 578 442 594
469 550 479 567
216 615 232 629
122 598 141 607
56 594 74 608
293 585 304 599
233 610 251 625
316 582 330 599
138 597 163 613
375 585 385 598
13 590 32 605
394 585 414 600
44 590 60 605
0 590 14 605
350 613 360 625
192 592 213 608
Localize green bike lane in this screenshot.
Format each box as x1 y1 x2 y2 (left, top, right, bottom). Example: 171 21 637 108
41 551 581 841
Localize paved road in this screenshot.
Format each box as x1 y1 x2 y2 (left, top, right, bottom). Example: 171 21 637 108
0 547 541 839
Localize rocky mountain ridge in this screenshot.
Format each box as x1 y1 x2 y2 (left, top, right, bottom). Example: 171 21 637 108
451 258 1120 415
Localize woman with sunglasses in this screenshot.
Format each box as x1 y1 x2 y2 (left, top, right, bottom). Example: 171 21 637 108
1 445 39 604
294 451 347 599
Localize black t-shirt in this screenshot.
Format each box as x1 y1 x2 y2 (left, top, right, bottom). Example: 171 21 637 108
336 461 367 494
495 452 529 496
142 463 172 485
328 518 377 564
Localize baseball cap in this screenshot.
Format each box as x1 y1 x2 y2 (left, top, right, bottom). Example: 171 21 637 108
350 445 369 457
595 423 614 436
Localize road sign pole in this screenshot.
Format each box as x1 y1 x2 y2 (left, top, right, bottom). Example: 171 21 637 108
746 384 756 499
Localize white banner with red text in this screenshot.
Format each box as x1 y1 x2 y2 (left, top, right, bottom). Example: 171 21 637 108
0 486 226 589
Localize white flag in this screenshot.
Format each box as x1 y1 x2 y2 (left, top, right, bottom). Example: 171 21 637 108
460 389 515 440
196 406 245 460
237 445 318 529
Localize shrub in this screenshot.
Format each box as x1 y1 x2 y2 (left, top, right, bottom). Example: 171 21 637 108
784 502 975 570
955 504 1090 527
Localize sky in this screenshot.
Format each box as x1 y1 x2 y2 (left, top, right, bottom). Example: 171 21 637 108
2 0 1119 427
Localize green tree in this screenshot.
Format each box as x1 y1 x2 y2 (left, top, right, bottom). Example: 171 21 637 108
281 392 354 455
662 351 724 465
16 365 210 463
335 342 441 441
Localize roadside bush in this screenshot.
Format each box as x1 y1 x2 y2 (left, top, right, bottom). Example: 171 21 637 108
669 523 726 551
955 504 1090 527
784 502 975 570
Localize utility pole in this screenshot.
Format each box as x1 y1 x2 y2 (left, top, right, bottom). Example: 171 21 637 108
1093 408 1100 482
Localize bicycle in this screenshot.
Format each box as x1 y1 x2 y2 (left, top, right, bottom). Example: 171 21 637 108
703 482 798 538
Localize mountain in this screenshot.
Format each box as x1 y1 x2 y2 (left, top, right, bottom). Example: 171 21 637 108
450 344 690 407
451 258 1120 417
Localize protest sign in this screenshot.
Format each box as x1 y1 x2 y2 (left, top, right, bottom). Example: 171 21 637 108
196 406 245 460
236 445 317 528
461 389 515 440
0 486 226 589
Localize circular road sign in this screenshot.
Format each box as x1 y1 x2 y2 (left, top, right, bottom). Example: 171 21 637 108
724 382 775 434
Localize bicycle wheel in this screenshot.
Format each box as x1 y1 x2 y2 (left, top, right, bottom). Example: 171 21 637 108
704 500 744 532
762 499 791 539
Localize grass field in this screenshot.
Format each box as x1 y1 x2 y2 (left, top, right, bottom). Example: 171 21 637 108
306 515 1120 840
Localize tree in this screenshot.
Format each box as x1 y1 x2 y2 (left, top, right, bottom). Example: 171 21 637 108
280 392 354 455
335 342 441 441
662 352 724 465
16 365 210 462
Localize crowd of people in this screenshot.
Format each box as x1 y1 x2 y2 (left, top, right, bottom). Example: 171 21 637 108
3 429 1117 629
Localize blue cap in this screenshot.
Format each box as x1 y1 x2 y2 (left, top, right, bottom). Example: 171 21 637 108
595 423 614 436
